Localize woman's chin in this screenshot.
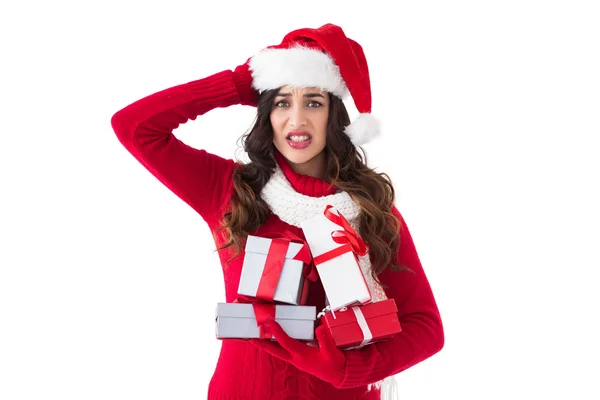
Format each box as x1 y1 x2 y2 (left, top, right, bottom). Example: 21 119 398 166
280 152 315 166
275 144 326 168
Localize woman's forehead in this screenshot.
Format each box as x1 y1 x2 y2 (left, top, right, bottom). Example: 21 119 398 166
279 85 328 95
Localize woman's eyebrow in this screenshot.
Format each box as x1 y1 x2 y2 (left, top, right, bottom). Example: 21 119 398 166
275 92 325 99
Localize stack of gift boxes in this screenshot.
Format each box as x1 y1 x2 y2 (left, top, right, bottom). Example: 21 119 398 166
215 205 402 349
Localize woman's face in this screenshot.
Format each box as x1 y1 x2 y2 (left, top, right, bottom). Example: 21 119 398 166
270 86 330 171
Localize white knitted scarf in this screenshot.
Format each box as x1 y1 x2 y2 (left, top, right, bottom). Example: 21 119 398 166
260 165 400 399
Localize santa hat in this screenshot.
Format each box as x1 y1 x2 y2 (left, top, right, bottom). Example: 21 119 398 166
248 23 380 146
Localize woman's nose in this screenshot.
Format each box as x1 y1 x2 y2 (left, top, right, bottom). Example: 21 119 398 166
289 106 308 127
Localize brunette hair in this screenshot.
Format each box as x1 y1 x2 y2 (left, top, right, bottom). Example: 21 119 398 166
215 89 404 284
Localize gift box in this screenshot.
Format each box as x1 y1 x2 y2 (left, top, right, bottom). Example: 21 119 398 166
300 205 372 311
215 302 316 340
237 235 314 305
319 299 402 349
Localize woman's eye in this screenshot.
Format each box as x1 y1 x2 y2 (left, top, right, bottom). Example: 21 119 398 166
274 100 322 108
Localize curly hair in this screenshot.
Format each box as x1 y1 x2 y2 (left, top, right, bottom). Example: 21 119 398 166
214 89 404 284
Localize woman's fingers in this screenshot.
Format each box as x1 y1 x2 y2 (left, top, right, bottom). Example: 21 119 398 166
316 325 340 356
264 320 308 355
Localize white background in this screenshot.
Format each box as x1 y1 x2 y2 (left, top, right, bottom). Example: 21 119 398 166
1 1 599 399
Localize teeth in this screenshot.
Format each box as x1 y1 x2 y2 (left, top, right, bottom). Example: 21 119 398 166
288 135 310 142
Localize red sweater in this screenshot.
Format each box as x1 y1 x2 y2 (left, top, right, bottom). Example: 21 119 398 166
111 69 444 400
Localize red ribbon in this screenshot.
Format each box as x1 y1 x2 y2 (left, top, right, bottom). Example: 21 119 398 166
313 205 369 266
233 297 275 339
252 303 276 339
280 231 313 266
253 232 312 302
255 238 289 301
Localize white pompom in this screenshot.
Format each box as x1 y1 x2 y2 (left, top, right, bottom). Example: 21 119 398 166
344 113 381 146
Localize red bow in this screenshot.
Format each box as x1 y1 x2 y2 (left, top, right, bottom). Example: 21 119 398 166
313 205 368 266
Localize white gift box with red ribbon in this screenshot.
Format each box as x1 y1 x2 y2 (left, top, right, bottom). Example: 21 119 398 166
237 235 315 305
300 205 372 311
215 302 316 340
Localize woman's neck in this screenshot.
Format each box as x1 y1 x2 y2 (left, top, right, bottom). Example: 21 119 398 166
273 149 336 197
285 152 327 180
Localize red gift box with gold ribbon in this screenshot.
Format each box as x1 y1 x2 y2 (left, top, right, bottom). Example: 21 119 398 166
319 299 402 349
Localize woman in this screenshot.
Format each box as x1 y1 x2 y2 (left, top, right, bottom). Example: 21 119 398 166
111 23 444 400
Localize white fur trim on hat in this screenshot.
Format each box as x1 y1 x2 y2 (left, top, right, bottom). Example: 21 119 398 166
248 45 349 98
344 113 381 146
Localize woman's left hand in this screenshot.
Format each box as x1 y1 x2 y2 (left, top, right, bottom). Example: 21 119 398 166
249 320 346 387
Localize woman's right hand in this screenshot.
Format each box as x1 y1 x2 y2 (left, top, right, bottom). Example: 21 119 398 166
233 58 258 107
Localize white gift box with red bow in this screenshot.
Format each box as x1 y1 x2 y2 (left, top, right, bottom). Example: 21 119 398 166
215 302 316 340
237 235 314 305
300 205 372 311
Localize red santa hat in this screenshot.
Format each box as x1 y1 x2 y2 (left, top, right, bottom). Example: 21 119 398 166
248 23 380 146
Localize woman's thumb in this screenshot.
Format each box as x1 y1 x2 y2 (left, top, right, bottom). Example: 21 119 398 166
316 325 339 355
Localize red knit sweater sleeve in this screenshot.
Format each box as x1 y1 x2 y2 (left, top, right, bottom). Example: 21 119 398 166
336 206 444 389
111 70 245 221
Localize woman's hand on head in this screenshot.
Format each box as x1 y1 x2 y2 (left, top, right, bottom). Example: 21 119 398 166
232 58 258 107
